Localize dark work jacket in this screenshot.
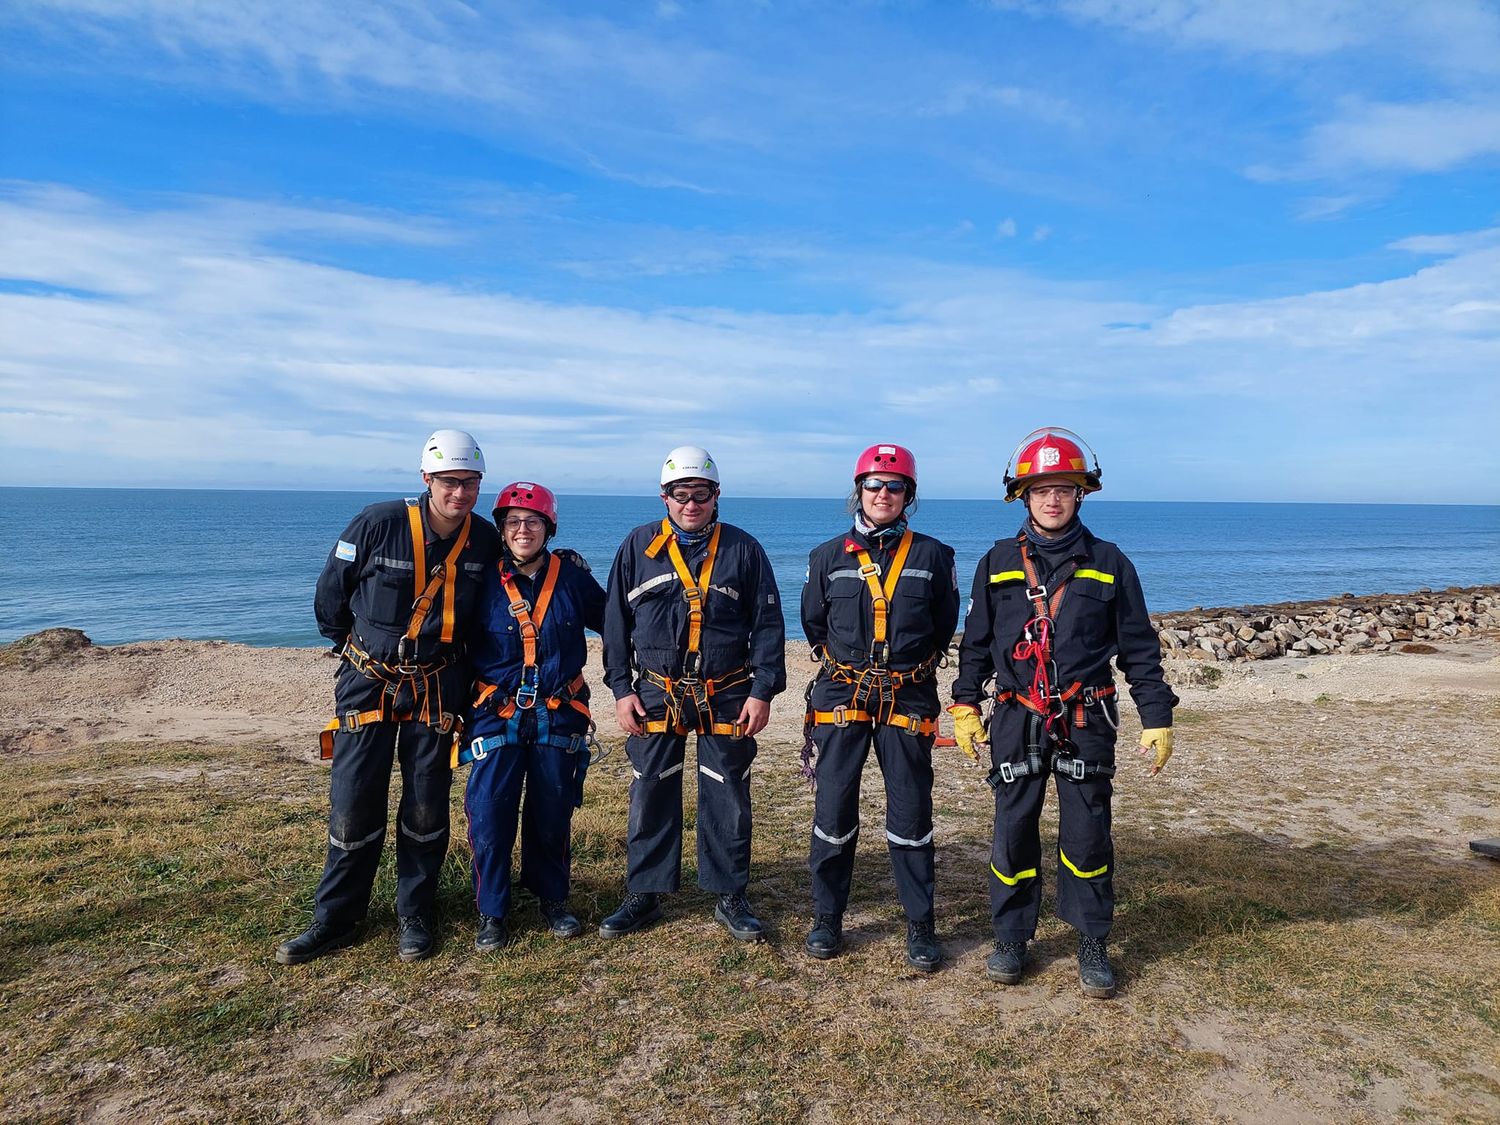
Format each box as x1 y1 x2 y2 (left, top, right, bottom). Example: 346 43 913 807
314 497 501 665
951 523 1177 729
802 526 960 673
603 520 787 703
468 548 607 735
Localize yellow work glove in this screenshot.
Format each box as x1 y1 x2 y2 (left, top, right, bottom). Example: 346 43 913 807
947 704 988 763
1139 728 1173 775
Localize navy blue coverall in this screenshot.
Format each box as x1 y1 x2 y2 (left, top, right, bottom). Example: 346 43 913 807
313 498 501 928
802 528 959 923
602 521 787 895
952 523 1176 941
463 548 606 921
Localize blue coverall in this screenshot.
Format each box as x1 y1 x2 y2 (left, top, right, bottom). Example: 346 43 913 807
463 548 606 921
602 520 787 895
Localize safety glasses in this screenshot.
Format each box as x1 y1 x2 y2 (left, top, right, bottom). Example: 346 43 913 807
666 486 717 504
860 478 909 494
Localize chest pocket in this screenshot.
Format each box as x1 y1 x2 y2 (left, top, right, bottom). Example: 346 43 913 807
366 561 413 629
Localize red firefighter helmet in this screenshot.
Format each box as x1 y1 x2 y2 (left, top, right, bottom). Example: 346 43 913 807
854 443 917 486
493 481 558 533
1002 427 1102 502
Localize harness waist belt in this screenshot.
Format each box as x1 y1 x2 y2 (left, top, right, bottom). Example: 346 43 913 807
807 706 938 736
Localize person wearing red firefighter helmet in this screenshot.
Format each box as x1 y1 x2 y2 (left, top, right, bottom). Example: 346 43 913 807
800 444 960 970
949 427 1176 998
460 481 606 949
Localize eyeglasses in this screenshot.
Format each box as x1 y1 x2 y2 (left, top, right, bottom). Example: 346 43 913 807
502 516 546 531
665 486 717 504
1027 484 1078 501
429 474 482 492
860 478 909 494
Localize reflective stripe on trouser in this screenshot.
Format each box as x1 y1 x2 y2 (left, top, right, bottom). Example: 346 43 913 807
808 717 935 923
313 717 453 928
464 724 585 920
623 694 757 895
988 705 1115 941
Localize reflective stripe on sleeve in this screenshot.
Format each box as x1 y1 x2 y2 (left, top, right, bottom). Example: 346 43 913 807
988 570 1025 584
1073 569 1115 585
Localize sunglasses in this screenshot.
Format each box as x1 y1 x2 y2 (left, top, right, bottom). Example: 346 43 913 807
860 478 909 494
666 486 717 504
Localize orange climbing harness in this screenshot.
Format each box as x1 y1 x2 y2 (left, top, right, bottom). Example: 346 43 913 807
318 503 471 760
637 520 750 738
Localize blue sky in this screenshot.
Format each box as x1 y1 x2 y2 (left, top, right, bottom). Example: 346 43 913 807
2 0 1497 502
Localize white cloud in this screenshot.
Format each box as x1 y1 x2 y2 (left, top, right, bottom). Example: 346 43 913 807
1 185 1497 501
1004 0 1500 74
997 218 1017 238
923 82 1079 127
1306 99 1500 173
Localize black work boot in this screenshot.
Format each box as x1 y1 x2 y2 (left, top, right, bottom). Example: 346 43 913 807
539 899 583 939
1077 934 1117 999
599 892 662 938
985 941 1028 985
397 915 436 963
474 914 509 952
905 919 942 973
804 914 843 960
274 919 359 965
714 893 765 942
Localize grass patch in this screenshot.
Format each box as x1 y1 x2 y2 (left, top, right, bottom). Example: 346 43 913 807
2 736 1497 1122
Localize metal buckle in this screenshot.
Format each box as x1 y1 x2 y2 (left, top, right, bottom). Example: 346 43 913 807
515 670 539 710
1025 583 1048 603
469 736 490 762
832 705 850 728
999 761 1016 784
1067 757 1086 780
507 598 531 618
682 651 702 679
342 709 362 732
858 562 882 578
681 586 703 603
438 711 457 733
585 725 609 767
904 712 923 733
729 721 746 740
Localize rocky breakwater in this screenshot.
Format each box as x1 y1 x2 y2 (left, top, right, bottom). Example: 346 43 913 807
1153 585 1500 663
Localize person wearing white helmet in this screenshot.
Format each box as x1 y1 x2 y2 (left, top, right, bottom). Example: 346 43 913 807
276 429 501 966
599 445 787 942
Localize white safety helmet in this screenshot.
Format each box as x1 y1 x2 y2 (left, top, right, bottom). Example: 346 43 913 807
660 444 720 487
420 429 485 475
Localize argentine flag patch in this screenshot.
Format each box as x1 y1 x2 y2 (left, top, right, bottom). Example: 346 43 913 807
335 539 357 562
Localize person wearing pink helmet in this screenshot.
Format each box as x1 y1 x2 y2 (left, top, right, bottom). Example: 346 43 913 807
800 444 960 970
459 481 606 949
949 427 1177 999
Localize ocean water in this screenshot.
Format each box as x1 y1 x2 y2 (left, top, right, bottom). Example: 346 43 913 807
1 488 1496 647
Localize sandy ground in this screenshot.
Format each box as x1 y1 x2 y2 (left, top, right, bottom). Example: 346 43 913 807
4 631 1498 847
4 627 1500 1122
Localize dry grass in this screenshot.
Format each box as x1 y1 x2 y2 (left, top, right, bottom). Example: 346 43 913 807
3 729 1498 1123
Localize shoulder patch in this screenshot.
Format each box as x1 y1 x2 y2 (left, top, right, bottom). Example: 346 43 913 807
554 547 591 573
335 539 357 562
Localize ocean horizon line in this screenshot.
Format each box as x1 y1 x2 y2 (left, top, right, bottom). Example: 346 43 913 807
3 485 1497 510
